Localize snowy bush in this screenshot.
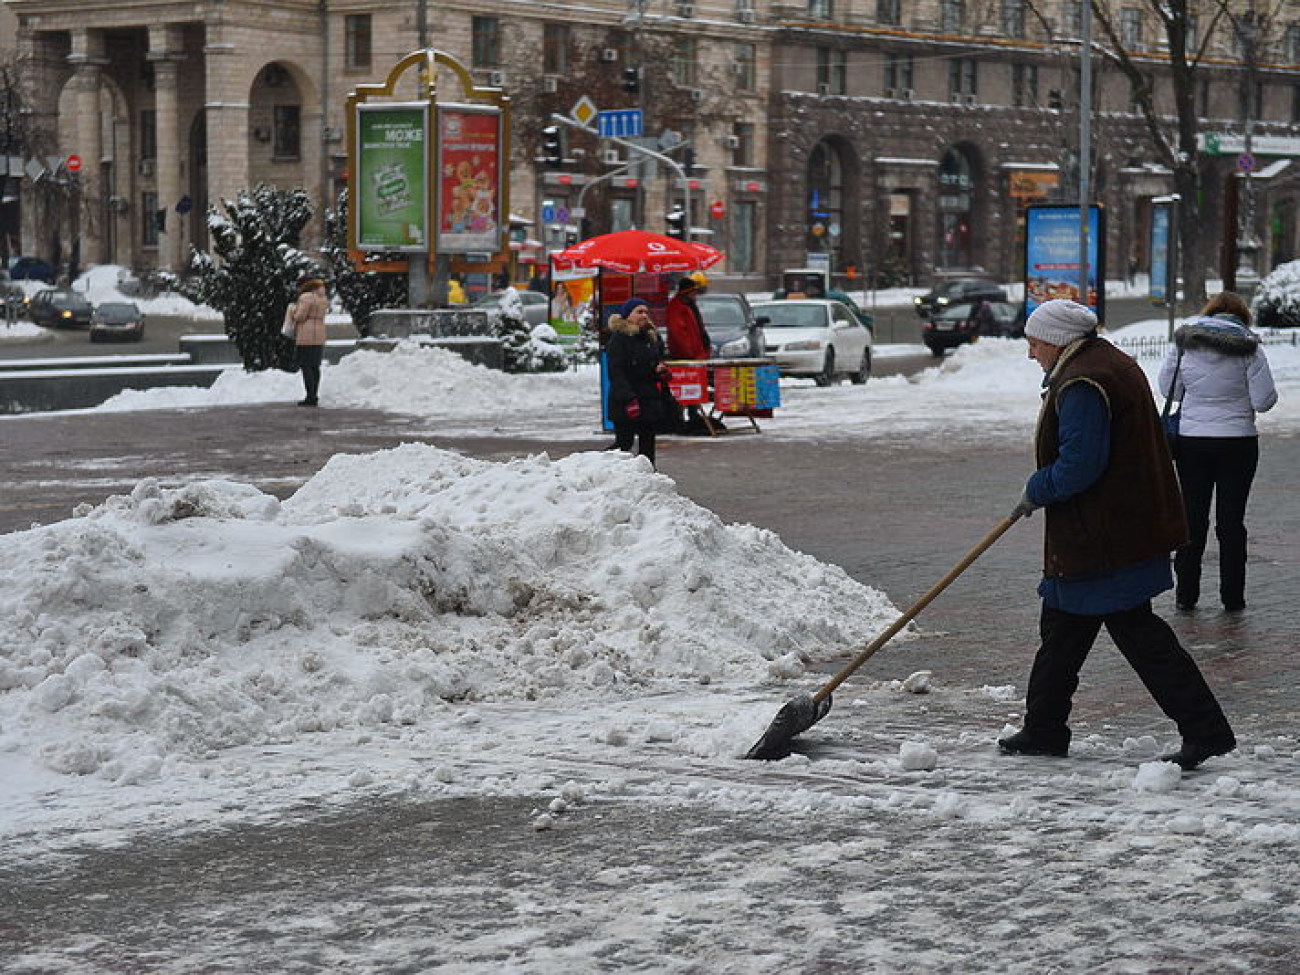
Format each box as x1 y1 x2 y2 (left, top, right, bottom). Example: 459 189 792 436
1252 259 1300 329
182 184 321 371
491 288 568 373
323 191 409 337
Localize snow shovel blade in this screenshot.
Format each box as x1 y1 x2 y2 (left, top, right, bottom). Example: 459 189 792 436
744 692 833 760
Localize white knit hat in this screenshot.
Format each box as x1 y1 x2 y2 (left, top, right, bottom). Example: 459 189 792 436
1024 299 1097 347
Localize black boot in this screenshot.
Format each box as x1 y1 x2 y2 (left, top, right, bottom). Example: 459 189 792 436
997 729 1069 758
1160 733 1236 770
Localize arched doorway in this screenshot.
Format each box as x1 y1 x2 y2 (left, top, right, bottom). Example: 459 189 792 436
249 62 305 189
806 138 855 270
937 145 976 269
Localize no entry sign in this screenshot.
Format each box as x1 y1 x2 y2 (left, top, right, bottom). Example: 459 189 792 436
65 154 82 173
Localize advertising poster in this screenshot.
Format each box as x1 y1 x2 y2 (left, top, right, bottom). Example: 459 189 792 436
436 105 503 254
1149 201 1172 306
355 104 428 252
1024 204 1106 317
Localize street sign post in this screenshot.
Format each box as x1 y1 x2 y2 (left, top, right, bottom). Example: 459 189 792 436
597 109 644 139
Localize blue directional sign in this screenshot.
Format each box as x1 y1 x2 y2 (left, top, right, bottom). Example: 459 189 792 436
597 109 644 139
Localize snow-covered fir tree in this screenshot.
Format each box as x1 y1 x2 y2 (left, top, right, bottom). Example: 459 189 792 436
491 287 568 373
1253 260 1300 329
182 185 320 371
323 191 408 338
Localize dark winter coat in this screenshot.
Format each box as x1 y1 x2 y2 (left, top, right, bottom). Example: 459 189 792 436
1033 337 1187 579
606 314 667 430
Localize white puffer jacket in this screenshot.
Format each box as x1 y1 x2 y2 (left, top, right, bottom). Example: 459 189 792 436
1158 315 1278 437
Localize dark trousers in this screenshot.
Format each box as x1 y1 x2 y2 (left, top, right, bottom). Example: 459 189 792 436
1173 436 1259 608
613 425 656 466
1024 603 1233 748
297 345 324 403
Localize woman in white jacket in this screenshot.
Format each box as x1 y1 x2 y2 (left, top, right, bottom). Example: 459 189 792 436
1159 292 1278 612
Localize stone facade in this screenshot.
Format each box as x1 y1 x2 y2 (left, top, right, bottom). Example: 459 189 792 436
2 0 1298 291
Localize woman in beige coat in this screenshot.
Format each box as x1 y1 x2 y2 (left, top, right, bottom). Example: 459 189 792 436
291 277 329 406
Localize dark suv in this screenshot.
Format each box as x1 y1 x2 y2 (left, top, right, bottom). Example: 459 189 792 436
913 278 1008 320
696 292 767 358
27 288 94 329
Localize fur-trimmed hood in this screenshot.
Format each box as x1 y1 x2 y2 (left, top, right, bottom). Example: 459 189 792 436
608 313 660 341
1174 314 1259 357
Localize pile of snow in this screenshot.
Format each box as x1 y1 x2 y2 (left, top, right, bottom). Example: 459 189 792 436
0 444 897 784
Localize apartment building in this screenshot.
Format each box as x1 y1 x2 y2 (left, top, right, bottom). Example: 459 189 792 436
2 0 1296 288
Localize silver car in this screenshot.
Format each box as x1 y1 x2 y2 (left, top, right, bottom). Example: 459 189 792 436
472 290 549 328
751 298 872 386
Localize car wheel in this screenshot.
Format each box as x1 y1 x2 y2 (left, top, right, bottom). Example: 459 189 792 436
814 349 836 386
926 341 945 358
850 348 871 384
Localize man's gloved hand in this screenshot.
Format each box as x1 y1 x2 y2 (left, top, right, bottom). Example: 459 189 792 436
625 398 641 420
1011 492 1039 520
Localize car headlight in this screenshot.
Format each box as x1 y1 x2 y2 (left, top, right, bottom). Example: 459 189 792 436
719 337 749 356
936 297 950 306
783 340 823 352
60 309 72 318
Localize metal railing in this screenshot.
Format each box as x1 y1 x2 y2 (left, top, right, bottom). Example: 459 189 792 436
1109 331 1300 360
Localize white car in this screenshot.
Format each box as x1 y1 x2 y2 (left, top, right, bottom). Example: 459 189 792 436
751 298 872 386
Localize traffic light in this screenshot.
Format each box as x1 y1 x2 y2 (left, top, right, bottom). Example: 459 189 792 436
621 67 641 95
665 207 686 239
683 148 697 177
542 125 562 168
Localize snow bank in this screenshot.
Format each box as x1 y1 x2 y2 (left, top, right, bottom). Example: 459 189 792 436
0 444 897 783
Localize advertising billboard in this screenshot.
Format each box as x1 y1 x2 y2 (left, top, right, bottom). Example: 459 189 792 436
355 103 428 252
1024 204 1106 318
1149 200 1173 307
436 104 503 254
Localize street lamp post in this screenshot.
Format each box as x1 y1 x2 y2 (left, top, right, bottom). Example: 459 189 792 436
1235 5 1262 298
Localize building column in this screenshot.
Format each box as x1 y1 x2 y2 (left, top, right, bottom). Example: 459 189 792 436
202 42 249 220
148 25 186 271
67 29 107 267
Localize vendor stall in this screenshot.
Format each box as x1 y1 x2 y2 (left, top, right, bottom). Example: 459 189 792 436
666 358 781 435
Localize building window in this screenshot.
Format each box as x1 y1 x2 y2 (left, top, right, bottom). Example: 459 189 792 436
733 200 758 273
142 191 159 246
472 16 500 68
671 37 697 86
1063 0 1082 36
733 122 755 166
140 109 156 160
543 24 571 75
1121 8 1143 48
885 53 914 96
816 47 847 94
1002 0 1025 38
344 14 371 71
1013 63 1038 106
273 105 300 160
938 147 974 268
807 141 844 264
877 0 900 25
941 0 965 33
949 59 978 100
809 0 833 19
735 43 757 91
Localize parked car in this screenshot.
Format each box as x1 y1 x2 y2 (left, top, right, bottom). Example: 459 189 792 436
913 277 1008 320
89 301 146 342
696 292 767 358
7 256 56 283
921 299 1024 356
472 289 549 327
27 288 94 329
751 298 872 386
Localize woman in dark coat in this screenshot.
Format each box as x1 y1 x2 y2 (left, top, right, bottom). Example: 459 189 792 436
606 297 669 467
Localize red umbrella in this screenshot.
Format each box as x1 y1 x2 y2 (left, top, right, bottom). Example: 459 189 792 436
550 230 723 274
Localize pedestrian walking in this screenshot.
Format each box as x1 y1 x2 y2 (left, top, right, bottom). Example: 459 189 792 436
606 298 669 467
999 299 1236 771
290 277 329 407
1158 292 1277 612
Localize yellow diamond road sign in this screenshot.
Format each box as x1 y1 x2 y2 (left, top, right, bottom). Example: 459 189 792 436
571 96 598 127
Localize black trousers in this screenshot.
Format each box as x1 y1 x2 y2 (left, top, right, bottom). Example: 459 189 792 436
613 424 656 466
297 345 324 403
1024 603 1233 748
1173 436 1259 609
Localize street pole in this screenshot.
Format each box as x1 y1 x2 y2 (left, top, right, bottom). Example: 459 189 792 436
1078 2 1092 313
549 113 692 241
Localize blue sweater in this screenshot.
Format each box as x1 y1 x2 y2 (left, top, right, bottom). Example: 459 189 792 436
1026 383 1173 614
